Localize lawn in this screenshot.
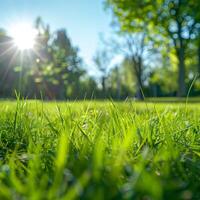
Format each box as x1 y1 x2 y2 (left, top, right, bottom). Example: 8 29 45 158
0 100 199 200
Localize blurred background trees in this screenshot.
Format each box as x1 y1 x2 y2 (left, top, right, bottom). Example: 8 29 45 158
106 0 200 97
93 49 110 98
0 0 200 100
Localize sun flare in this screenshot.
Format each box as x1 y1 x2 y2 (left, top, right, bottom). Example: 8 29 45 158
9 22 37 50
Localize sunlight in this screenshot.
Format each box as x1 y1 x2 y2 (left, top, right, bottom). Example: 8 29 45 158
9 22 37 50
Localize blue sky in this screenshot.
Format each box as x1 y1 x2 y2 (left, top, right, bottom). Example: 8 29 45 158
0 0 113 74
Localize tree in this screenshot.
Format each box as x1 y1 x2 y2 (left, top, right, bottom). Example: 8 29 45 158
93 49 110 97
33 18 85 99
194 28 200 77
0 29 19 97
107 61 136 99
52 29 84 99
32 17 54 98
106 0 200 96
0 17 91 100
103 27 156 99
119 32 147 99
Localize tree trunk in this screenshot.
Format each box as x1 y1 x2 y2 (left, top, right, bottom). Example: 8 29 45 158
134 57 144 100
177 47 186 97
198 41 200 74
175 17 186 97
115 66 121 100
102 76 106 98
136 75 144 100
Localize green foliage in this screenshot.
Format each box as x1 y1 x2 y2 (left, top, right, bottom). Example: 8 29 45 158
0 100 200 199
0 17 92 100
32 19 85 99
107 60 136 98
1 6 200 99
105 0 200 96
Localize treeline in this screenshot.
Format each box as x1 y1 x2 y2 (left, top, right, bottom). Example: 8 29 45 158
0 0 200 100
105 0 200 99
0 18 98 100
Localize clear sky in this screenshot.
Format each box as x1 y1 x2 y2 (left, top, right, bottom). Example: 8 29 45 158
0 0 113 74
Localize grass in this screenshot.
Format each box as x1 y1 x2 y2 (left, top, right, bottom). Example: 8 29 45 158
0 99 199 200
146 97 200 103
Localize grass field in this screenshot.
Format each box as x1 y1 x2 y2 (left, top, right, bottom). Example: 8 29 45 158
0 99 199 200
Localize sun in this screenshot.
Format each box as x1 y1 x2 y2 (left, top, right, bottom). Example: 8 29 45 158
9 22 37 50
